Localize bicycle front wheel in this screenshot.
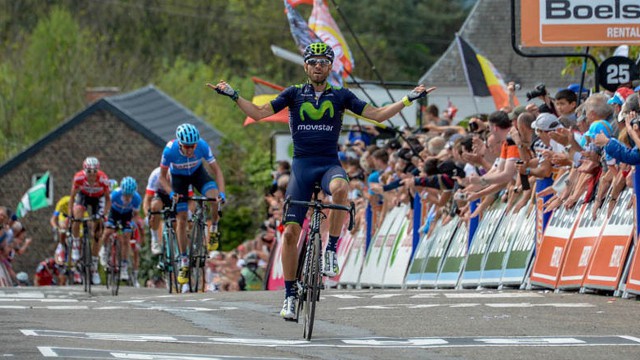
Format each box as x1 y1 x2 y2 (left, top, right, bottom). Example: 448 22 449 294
112 239 122 296
164 228 179 294
189 223 206 293
83 234 92 295
303 232 321 340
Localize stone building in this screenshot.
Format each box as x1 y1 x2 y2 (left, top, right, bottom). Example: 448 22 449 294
0 85 223 275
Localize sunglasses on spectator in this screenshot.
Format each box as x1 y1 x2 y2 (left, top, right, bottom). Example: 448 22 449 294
306 58 332 66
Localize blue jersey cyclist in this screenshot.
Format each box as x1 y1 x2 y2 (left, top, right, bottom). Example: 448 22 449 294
159 123 226 286
100 177 141 283
210 42 435 320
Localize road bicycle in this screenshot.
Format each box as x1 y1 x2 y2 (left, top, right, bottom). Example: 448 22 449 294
188 196 221 293
283 184 355 340
149 203 180 294
104 223 124 296
70 214 101 295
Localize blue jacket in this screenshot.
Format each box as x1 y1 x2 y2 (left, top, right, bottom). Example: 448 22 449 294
604 138 640 165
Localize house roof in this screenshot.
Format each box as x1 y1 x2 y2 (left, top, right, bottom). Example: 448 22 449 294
0 85 223 177
419 0 582 90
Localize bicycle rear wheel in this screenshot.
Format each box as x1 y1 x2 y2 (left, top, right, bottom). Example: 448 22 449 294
303 232 321 340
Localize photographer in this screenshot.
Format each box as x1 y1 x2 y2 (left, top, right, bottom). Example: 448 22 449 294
525 83 558 117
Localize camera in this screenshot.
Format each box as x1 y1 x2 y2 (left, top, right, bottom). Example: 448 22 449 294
469 121 479 132
631 117 640 127
526 83 547 101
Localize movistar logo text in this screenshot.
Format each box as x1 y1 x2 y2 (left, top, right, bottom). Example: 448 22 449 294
300 101 334 121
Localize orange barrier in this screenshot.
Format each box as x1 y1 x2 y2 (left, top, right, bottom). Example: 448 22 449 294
584 190 635 291
529 203 585 289
557 202 608 290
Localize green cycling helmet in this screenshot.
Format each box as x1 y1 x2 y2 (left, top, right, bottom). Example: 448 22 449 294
303 42 334 63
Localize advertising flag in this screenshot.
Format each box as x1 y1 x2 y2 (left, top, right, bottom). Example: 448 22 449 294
308 0 354 82
244 77 289 126
16 171 53 218
284 0 342 86
456 34 517 110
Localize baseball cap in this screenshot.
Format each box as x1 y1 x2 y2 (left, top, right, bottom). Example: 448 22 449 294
584 120 613 139
607 88 635 106
635 85 640 92
532 113 563 131
508 105 526 120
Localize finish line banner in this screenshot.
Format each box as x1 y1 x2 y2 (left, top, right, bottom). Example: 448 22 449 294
521 0 640 47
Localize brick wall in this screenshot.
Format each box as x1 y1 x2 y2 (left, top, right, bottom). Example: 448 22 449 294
0 110 163 277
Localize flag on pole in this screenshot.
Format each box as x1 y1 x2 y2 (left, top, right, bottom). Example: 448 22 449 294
244 77 289 126
456 34 517 110
283 0 342 86
16 171 53 218
308 0 354 82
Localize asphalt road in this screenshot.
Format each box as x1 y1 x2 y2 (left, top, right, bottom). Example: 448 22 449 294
1 285 640 359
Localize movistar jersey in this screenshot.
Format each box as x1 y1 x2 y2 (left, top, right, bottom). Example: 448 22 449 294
110 189 141 214
271 83 368 158
160 139 216 176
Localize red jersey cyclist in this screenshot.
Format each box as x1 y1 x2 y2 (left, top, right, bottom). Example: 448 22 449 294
68 156 111 285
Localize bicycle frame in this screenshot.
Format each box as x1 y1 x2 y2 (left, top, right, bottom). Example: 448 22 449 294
71 216 100 295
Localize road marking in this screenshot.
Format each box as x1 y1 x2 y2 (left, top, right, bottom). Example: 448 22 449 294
24 330 640 349
371 294 404 299
325 294 362 299
38 346 292 359
0 298 78 303
444 293 543 298
337 302 595 310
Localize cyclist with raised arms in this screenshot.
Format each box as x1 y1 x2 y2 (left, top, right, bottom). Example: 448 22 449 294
158 123 226 286
68 156 111 285
209 42 434 319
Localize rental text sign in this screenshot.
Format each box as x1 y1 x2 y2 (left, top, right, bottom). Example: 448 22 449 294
521 0 640 47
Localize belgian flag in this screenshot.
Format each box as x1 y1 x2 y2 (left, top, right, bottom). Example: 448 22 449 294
456 34 517 110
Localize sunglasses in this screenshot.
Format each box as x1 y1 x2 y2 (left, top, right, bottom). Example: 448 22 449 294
306 58 332 66
181 144 196 149
85 169 97 173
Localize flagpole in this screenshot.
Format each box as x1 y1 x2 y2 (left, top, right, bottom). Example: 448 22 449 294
328 0 412 129
576 47 589 107
455 33 481 115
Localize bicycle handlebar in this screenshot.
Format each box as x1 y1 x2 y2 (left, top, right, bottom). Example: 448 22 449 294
284 198 357 231
70 214 102 222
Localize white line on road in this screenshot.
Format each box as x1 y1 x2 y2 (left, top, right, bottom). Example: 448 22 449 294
24 330 640 349
38 346 293 359
444 293 543 298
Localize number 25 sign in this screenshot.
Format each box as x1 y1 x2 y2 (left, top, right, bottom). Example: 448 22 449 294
597 56 639 92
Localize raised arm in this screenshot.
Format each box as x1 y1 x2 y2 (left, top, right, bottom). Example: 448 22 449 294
207 81 275 121
361 85 436 122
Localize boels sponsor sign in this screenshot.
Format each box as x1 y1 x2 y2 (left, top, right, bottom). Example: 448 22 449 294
522 0 640 47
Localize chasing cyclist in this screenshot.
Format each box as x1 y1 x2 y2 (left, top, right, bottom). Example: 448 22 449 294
101 177 141 283
158 124 226 286
68 156 111 285
209 42 434 319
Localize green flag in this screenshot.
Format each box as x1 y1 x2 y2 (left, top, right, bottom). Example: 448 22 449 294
16 171 53 218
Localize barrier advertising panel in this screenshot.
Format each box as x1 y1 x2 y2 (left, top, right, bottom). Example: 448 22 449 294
501 207 537 286
521 0 640 47
382 215 414 287
624 243 640 296
368 205 410 287
338 229 366 286
418 217 460 288
406 217 458 288
530 202 586 289
480 204 528 287
584 189 635 291
436 222 469 288
557 201 609 289
359 206 404 286
460 201 506 288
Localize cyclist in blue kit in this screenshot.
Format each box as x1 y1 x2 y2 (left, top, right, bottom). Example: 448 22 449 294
100 177 141 281
159 123 226 286
209 42 434 319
